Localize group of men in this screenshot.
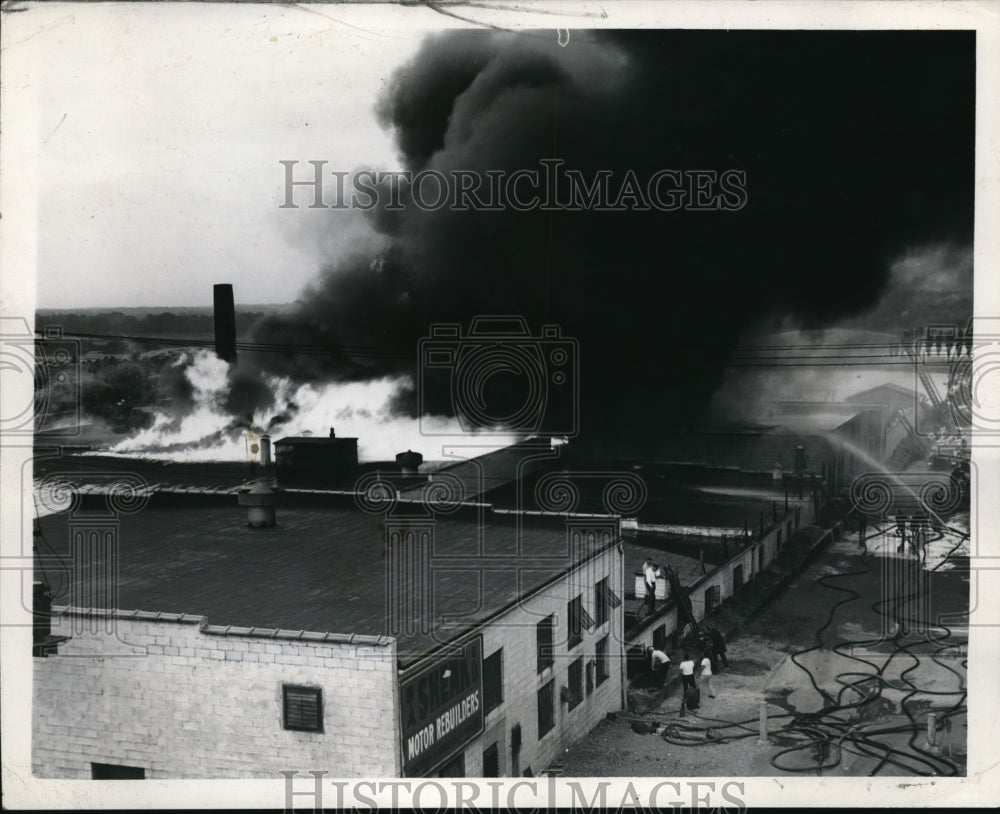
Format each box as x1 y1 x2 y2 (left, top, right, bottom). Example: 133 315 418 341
645 626 729 711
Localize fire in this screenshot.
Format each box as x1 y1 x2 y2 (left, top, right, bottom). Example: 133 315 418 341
108 350 519 462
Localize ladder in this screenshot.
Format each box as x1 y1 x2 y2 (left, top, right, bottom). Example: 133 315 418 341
662 565 701 641
905 344 943 407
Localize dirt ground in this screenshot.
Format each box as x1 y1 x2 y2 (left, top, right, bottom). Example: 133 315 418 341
558 528 968 778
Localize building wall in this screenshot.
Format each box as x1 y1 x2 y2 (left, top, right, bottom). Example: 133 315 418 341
33 613 399 779
446 540 625 778
627 499 814 651
833 410 886 483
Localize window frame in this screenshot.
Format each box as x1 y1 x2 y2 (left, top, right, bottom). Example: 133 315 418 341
282 684 324 733
537 615 555 673
704 584 721 615
568 657 583 711
596 635 610 686
483 648 504 714
594 577 609 627
568 595 584 650
482 742 500 778
537 679 555 738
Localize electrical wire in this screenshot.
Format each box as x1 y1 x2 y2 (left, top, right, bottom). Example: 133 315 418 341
37 328 973 367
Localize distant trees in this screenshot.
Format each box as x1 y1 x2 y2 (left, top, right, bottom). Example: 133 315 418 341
81 362 157 421
38 310 268 339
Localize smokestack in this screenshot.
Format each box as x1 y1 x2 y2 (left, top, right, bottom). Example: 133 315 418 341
213 283 237 365
260 434 272 469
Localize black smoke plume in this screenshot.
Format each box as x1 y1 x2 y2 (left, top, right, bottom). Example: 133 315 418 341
245 30 973 455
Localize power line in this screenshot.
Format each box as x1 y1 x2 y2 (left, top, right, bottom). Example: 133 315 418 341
36 328 972 368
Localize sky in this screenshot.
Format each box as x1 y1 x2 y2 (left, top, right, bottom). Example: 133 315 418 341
8 6 982 451
28 4 422 308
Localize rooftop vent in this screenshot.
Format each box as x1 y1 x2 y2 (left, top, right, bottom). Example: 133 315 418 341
395 450 424 475
238 480 279 528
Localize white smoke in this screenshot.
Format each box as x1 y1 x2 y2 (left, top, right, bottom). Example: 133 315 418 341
108 349 520 462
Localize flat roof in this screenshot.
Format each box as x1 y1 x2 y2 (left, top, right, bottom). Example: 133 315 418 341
483 465 791 530
275 436 358 446
36 493 616 667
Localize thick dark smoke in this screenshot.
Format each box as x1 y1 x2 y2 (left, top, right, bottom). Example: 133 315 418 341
245 30 973 454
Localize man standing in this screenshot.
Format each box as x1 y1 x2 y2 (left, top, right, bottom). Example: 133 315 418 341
642 559 661 616
707 625 729 669
678 652 698 714
648 646 670 688
700 652 716 698
678 652 696 692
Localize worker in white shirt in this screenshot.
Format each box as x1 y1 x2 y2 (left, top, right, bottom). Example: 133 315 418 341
647 646 670 688
642 559 661 615
700 651 716 698
678 652 696 692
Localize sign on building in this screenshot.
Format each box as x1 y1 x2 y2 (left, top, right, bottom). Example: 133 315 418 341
399 635 483 777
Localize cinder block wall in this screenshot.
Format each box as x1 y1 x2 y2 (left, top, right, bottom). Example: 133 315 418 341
457 543 624 777
33 614 399 779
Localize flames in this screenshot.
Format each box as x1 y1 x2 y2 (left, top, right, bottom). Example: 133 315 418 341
108 350 519 462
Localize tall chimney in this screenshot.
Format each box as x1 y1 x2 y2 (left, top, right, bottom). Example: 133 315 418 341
213 283 237 364
260 434 272 469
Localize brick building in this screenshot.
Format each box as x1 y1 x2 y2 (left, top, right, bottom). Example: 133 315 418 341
32 488 625 779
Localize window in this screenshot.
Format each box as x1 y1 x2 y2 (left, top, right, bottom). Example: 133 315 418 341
586 660 595 696
567 595 593 650
733 564 744 591
777 529 783 548
537 615 554 673
91 763 145 779
568 596 583 649
594 578 609 626
704 585 721 615
438 753 465 777
482 743 500 778
483 649 504 714
596 635 610 686
652 624 666 652
282 685 323 732
568 657 583 710
511 724 522 777
537 680 555 738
